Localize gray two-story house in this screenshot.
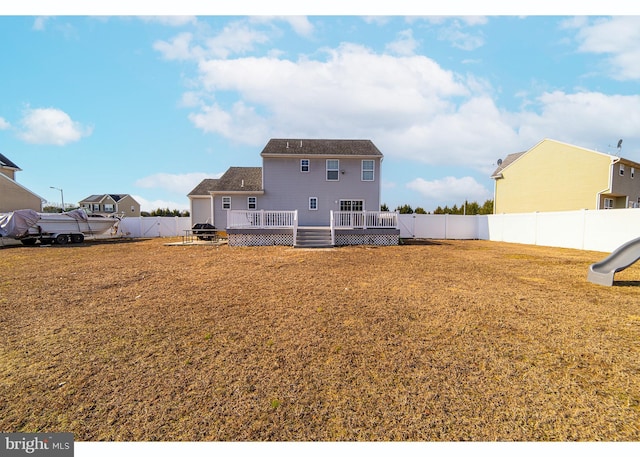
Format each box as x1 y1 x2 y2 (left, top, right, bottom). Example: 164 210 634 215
188 139 398 247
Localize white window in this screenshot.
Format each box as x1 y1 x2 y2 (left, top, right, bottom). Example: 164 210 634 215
92 204 100 211
248 197 257 210
130 206 135 212
632 167 635 178
300 159 309 172
604 198 614 209
309 197 318 210
326 160 339 181
104 204 114 212
222 197 231 209
620 164 625 176
362 160 374 181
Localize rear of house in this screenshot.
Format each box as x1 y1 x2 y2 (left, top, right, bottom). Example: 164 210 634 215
188 138 398 247
259 139 383 226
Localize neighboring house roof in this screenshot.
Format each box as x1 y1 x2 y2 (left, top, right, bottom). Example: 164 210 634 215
189 167 263 196
0 152 21 170
491 152 525 179
260 139 383 157
79 194 137 204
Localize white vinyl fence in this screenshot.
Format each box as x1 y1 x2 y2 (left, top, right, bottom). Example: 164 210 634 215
112 216 192 238
399 208 640 253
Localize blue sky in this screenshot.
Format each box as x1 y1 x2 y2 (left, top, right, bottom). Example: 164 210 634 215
2 3 640 213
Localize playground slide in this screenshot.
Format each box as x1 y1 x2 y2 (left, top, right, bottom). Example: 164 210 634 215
587 236 640 286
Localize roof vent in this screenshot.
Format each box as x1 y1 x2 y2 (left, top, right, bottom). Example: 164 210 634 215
286 141 289 148
241 179 244 188
300 140 303 147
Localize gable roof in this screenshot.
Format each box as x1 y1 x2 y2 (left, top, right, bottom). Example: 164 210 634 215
79 194 134 203
189 167 263 196
188 179 219 196
260 139 383 157
0 152 21 170
491 152 525 179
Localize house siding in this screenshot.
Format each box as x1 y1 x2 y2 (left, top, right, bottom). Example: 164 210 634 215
190 196 213 225
611 161 640 207
495 139 612 213
261 156 381 225
0 176 43 212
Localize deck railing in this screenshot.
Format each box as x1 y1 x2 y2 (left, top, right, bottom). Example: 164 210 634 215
331 211 398 229
227 210 298 230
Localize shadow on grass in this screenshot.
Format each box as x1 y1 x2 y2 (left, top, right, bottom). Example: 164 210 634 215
0 237 153 249
400 238 449 246
613 280 640 287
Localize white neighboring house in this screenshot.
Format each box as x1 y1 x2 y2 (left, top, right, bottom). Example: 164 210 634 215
0 152 44 212
188 138 398 247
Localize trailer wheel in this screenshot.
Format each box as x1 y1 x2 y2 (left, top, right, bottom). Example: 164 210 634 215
71 234 84 243
55 234 69 245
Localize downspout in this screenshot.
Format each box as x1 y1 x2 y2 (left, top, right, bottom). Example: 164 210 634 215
209 193 215 225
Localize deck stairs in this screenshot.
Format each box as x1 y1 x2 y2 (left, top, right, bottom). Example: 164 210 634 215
295 227 333 248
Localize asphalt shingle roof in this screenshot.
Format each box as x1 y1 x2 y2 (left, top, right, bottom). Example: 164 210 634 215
189 168 263 196
260 139 383 157
491 152 525 178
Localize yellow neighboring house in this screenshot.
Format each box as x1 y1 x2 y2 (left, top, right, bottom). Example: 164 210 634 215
0 152 44 212
491 138 640 214
79 194 141 217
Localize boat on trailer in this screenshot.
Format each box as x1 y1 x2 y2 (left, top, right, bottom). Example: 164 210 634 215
0 208 120 245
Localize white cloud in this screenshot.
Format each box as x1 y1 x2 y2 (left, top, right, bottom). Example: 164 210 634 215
139 16 197 27
385 29 419 56
131 195 190 212
135 172 223 195
154 32 203 61
407 176 492 207
250 16 314 38
568 16 640 80
33 16 48 31
18 108 92 145
515 91 640 150
0 117 10 130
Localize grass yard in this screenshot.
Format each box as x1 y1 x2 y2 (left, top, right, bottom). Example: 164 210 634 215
0 237 639 441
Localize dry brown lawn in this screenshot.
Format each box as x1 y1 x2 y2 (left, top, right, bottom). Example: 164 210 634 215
0 237 639 441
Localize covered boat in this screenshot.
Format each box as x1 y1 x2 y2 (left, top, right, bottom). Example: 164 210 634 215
0 208 119 245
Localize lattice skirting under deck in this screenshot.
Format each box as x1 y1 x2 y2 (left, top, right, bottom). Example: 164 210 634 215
228 233 294 246
335 233 399 246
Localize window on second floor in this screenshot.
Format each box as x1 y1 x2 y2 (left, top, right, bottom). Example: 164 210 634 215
300 159 309 172
222 196 231 209
620 164 625 176
362 160 374 181
327 159 339 181
248 196 257 210
604 198 614 209
104 204 114 212
632 167 635 178
92 204 100 211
